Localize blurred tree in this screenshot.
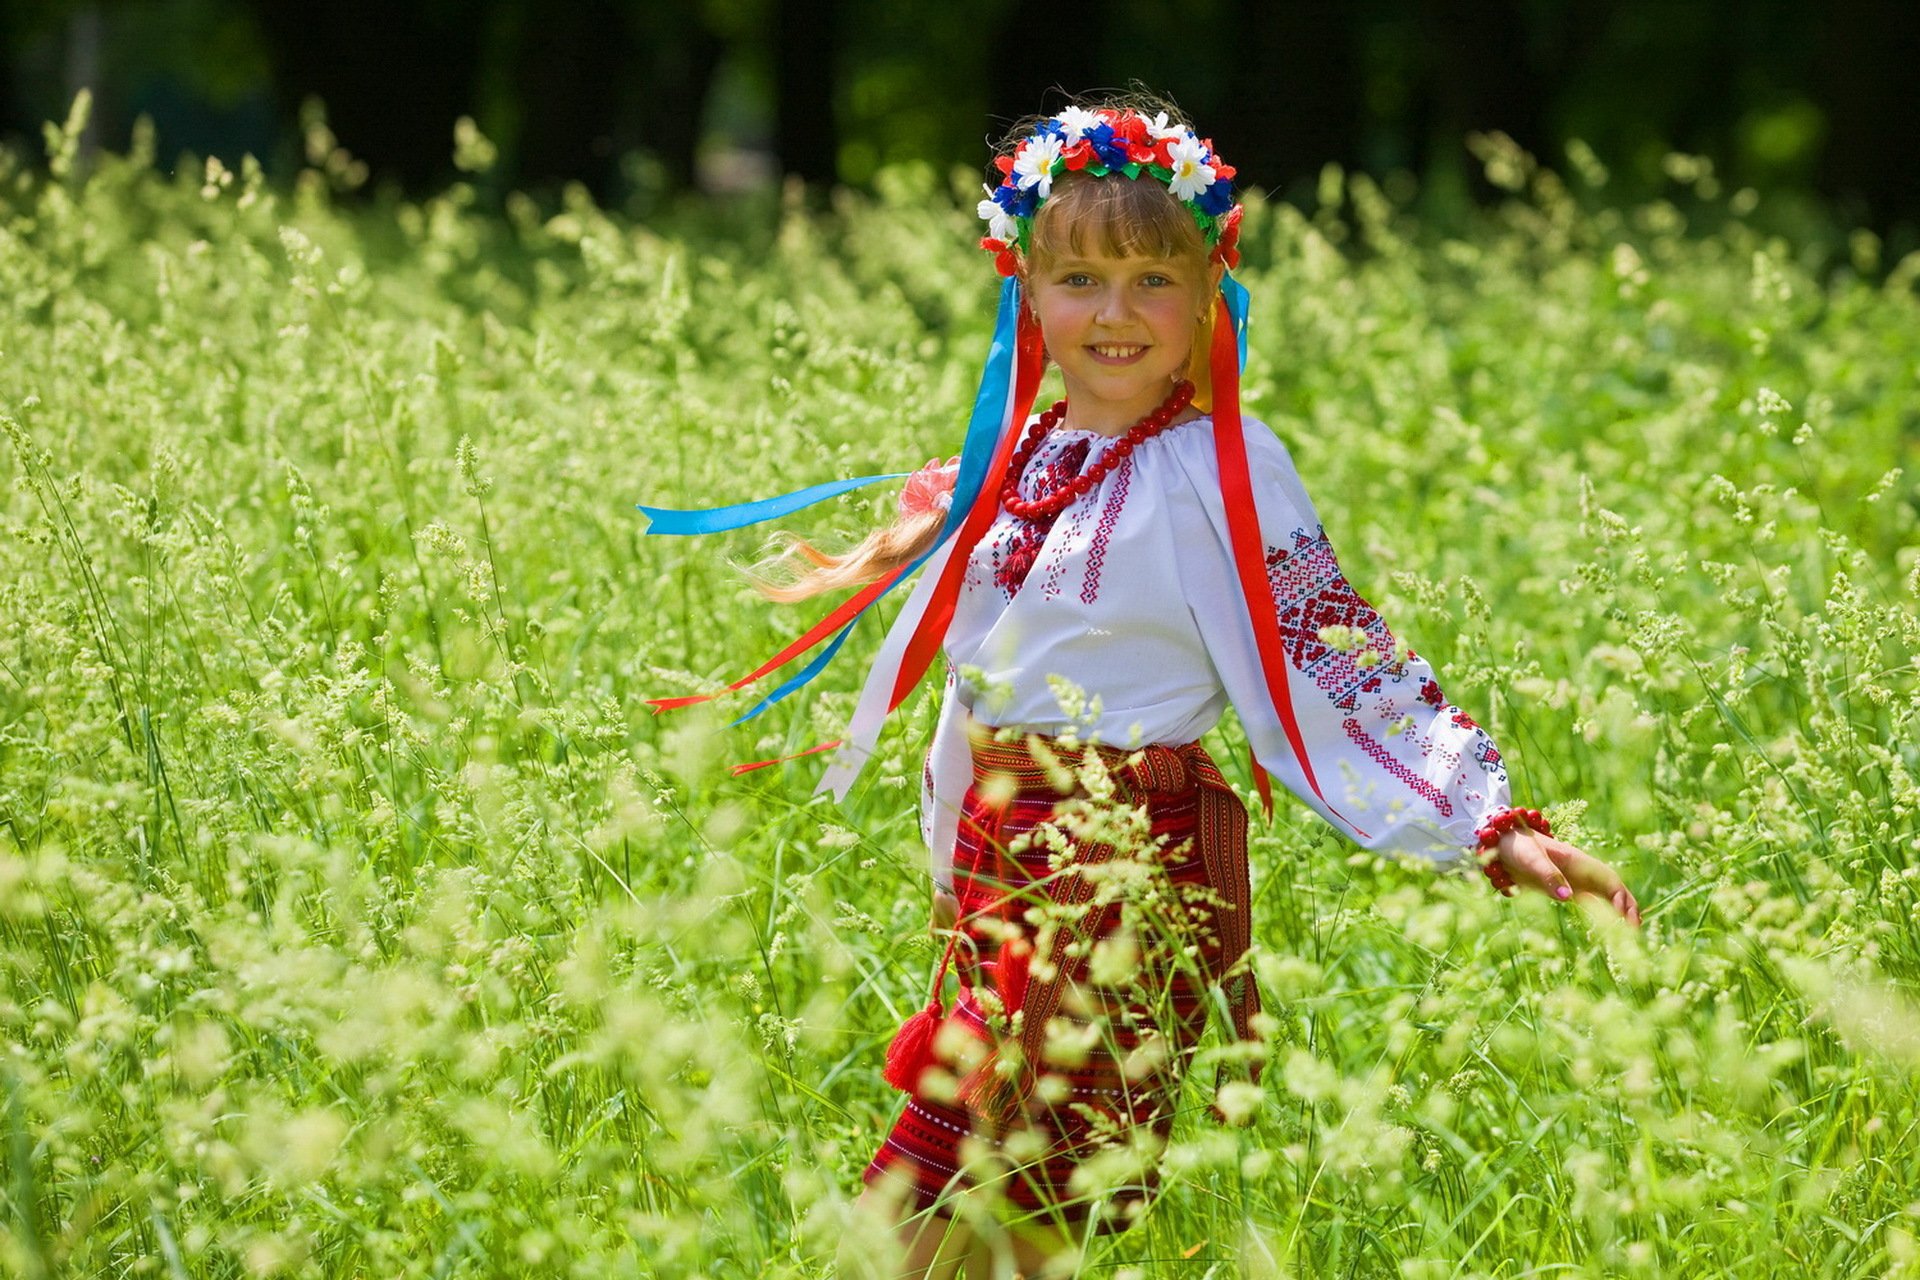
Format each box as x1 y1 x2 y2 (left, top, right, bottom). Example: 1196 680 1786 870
1226 0 1363 201
773 0 837 186
492 0 638 199
633 0 724 192
250 0 485 193
0 0 1915 246
1814 0 1920 236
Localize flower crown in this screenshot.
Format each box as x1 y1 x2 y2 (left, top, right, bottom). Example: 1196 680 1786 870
977 106 1243 278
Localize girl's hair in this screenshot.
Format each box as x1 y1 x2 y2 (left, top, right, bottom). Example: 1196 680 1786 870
740 89 1212 604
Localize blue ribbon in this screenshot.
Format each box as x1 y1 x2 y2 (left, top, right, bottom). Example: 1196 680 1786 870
723 273 1028 724
1223 269 1250 370
636 470 914 535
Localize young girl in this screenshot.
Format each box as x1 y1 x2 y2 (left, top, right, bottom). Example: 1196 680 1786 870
639 91 1641 1278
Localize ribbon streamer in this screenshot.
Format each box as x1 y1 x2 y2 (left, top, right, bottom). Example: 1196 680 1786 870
638 274 1033 723
636 471 913 536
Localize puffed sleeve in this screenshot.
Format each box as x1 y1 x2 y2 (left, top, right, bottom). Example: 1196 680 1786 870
919 661 972 893
1171 421 1513 868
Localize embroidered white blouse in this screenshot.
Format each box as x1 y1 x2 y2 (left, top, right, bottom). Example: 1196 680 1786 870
911 412 1513 892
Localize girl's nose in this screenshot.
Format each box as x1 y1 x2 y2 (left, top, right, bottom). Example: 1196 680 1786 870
1095 286 1136 325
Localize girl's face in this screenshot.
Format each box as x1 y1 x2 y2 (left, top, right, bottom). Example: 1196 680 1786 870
1026 247 1224 435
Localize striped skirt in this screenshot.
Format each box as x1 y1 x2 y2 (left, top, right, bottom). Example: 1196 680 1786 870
861 724 1256 1237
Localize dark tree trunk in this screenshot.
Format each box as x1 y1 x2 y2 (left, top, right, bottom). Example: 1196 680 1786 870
250 0 486 196
1227 0 1363 200
507 0 637 202
773 0 838 186
641 15 722 193
1814 0 1920 237
1414 0 1557 191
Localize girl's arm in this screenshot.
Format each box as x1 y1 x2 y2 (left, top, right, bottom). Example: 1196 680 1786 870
1176 423 1518 870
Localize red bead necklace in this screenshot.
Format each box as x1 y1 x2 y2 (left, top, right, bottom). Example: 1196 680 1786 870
1000 379 1197 521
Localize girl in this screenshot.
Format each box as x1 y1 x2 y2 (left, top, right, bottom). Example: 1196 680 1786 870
639 91 1640 1278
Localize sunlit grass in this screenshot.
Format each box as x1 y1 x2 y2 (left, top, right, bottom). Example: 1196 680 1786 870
1 95 1918 1276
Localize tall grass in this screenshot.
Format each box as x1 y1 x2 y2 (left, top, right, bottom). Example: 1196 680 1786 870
1 94 1917 1276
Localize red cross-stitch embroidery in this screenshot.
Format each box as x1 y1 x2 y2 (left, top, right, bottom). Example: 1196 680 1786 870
1038 490 1095 600
988 437 1090 599
1263 527 1413 710
1078 455 1133 604
1267 526 1508 815
1343 717 1450 814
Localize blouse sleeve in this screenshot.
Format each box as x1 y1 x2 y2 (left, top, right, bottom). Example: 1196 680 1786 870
1174 422 1513 869
919 661 972 893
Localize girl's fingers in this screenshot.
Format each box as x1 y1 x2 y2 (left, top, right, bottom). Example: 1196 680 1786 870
1512 843 1573 900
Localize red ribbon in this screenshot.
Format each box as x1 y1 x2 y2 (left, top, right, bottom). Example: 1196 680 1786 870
1207 293 1368 838
728 738 844 776
644 559 915 713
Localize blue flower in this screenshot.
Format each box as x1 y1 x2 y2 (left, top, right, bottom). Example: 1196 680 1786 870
1084 122 1130 170
997 184 1037 219
1196 178 1235 217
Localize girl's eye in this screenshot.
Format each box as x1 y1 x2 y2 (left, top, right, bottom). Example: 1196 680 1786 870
1143 274 1172 286
1065 273 1093 286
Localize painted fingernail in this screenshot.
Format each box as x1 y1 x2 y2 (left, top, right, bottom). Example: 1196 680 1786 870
1556 885 1571 900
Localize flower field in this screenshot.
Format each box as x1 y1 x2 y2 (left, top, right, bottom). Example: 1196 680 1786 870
2 99 1919 1277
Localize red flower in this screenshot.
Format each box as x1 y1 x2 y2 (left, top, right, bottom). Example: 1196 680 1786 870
994 155 1016 177
981 236 1019 276
1214 162 1237 181
1209 204 1244 267
1109 110 1148 145
1061 139 1094 170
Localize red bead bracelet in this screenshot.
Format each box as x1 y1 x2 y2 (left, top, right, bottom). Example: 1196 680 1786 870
1474 806 1550 894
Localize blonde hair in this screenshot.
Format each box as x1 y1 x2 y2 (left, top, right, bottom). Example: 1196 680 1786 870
741 91 1216 604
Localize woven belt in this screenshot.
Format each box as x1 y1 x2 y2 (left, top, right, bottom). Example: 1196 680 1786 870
959 722 1265 1118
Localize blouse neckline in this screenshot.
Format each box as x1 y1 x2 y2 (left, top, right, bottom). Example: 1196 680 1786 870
1040 413 1216 442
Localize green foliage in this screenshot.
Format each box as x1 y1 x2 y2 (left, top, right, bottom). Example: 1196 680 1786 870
1 111 1919 1277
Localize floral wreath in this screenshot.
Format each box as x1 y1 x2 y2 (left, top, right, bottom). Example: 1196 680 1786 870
977 106 1244 277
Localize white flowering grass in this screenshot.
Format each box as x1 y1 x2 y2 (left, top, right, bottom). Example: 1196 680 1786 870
0 103 1917 1276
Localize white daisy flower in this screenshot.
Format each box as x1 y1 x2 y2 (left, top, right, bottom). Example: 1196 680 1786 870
976 197 1017 243
1012 134 1065 198
1053 107 1104 142
1144 111 1188 144
1165 135 1216 201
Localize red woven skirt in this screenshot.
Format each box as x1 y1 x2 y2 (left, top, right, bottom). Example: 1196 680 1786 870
861 727 1252 1236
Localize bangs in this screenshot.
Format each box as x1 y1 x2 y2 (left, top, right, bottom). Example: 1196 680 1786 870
1028 172 1205 271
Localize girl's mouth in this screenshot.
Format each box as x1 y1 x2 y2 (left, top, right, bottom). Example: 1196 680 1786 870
1087 344 1148 365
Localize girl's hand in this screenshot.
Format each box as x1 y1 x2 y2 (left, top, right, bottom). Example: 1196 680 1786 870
1490 826 1642 927
931 889 958 937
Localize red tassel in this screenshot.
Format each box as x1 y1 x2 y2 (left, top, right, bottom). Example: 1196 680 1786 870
882 931 959 1094
995 935 1032 1016
882 996 944 1093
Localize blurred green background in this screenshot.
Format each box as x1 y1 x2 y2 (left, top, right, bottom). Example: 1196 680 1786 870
2 0 1916 256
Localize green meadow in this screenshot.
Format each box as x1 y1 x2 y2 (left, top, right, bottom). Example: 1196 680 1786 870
3 95 1920 1276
